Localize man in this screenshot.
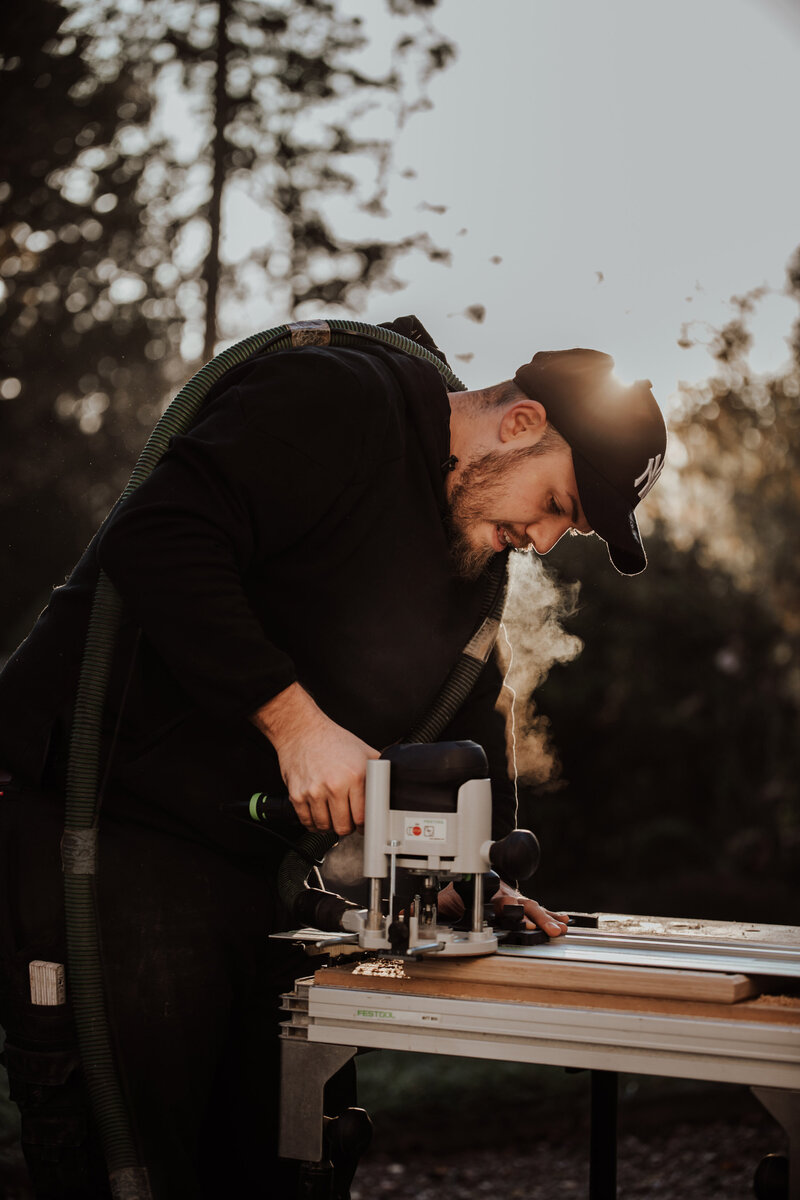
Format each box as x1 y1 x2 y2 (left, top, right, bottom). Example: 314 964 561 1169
0 318 666 1198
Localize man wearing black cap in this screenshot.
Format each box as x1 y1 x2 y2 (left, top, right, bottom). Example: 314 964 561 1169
0 321 666 1198
242 342 667 964
444 348 666 580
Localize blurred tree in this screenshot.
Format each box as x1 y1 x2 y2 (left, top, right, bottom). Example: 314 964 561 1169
0 0 454 650
0 0 179 649
128 0 455 357
668 276 800 642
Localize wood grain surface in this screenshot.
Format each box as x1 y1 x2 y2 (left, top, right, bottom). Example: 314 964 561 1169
313 954 800 1025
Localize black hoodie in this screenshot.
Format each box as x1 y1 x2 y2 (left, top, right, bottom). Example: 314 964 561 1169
0 340 514 853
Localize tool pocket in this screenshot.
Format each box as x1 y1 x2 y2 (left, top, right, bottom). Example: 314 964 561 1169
5 1041 84 1145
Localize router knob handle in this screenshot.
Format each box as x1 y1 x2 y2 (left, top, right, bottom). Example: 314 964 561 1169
489 828 540 883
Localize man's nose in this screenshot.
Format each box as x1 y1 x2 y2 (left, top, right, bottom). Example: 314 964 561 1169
526 518 570 555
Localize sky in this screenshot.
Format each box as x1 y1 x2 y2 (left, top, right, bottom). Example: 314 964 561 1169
264 0 800 412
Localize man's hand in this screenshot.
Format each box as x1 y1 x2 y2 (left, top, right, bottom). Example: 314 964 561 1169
252 683 379 836
437 878 569 937
491 878 569 937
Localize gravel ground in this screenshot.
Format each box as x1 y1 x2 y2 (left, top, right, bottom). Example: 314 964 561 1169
0 1087 787 1198
351 1106 784 1200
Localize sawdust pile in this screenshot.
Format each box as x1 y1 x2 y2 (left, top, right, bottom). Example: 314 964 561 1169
352 959 408 979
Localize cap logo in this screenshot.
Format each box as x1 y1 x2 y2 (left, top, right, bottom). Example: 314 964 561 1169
634 454 664 501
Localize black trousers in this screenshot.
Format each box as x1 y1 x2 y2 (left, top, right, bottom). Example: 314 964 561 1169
0 791 312 1199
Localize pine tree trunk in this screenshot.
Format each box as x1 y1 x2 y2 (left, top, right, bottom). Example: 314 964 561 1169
202 0 232 361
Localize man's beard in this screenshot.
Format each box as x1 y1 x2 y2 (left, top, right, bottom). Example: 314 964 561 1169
446 446 534 580
447 524 495 581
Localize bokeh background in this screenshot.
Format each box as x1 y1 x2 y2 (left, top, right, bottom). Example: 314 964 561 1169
2 2 799 1194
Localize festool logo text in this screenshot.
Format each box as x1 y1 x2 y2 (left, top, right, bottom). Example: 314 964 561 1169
356 1008 395 1019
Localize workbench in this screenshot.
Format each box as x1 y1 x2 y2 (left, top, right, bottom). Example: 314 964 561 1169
278 913 800 1198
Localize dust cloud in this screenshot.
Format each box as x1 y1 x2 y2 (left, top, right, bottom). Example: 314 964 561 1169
497 553 583 787
321 831 367 889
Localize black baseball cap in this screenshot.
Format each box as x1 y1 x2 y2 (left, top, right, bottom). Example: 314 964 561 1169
514 349 667 575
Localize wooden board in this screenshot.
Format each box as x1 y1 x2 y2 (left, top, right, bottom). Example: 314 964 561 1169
316 954 756 1004
312 960 800 1026
313 949 800 1027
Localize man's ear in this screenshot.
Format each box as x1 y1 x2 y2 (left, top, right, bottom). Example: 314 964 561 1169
498 399 548 445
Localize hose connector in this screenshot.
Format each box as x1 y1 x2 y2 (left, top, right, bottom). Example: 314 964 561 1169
61 828 98 876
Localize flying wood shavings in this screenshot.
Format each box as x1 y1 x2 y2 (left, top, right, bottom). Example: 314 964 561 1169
455 353 474 363
489 255 502 264
447 304 485 324
418 200 448 214
361 196 388 216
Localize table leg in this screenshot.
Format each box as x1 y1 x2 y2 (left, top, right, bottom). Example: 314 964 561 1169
752 1087 800 1200
590 1069 618 1200
279 1038 359 1163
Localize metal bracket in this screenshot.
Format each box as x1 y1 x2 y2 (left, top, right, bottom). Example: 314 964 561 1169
279 1039 358 1162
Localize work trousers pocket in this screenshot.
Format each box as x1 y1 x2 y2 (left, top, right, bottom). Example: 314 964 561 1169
4 1038 110 1199
0 791 111 1197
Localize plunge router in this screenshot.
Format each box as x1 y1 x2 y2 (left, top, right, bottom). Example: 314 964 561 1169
263 740 541 958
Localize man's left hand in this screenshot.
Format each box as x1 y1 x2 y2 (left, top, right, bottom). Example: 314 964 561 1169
437 879 569 937
491 878 569 937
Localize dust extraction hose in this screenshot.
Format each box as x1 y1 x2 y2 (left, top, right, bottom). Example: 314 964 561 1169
63 319 503 1197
